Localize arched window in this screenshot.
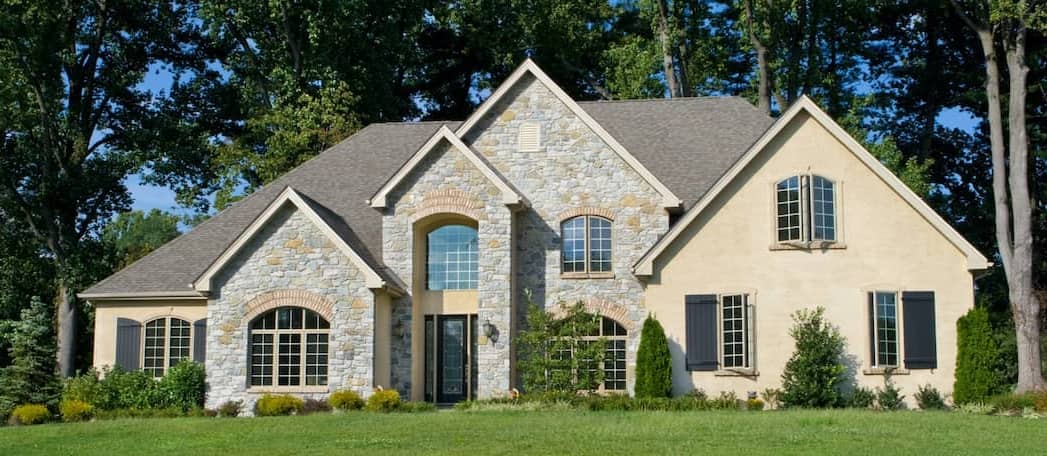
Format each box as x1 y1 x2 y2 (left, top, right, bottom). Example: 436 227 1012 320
143 317 191 377
561 216 612 274
585 316 627 391
775 174 836 243
249 307 330 387
427 225 478 290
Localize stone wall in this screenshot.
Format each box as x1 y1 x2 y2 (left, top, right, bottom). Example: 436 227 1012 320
462 74 670 392
382 141 513 398
206 204 375 413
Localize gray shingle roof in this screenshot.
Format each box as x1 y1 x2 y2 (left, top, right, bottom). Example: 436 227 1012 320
83 97 771 296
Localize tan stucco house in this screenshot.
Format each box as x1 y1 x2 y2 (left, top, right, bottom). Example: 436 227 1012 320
81 60 989 410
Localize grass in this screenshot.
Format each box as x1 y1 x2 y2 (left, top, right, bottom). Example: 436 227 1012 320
1 410 1044 455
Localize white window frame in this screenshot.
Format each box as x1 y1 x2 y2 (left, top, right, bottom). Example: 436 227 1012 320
715 294 755 372
872 291 901 369
142 316 192 378
772 174 842 247
249 308 331 389
560 215 613 278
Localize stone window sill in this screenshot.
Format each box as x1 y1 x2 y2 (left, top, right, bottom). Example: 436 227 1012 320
561 272 615 280
769 241 846 251
247 386 329 394
861 367 910 376
714 368 759 378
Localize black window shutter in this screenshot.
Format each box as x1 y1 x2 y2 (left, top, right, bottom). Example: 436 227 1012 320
685 294 718 371
193 319 207 363
902 291 937 369
868 292 876 365
115 318 142 371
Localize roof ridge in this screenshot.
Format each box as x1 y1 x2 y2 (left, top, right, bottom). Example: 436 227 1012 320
577 96 746 105
368 120 463 126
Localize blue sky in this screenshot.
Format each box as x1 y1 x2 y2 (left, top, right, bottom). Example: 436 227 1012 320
126 66 984 215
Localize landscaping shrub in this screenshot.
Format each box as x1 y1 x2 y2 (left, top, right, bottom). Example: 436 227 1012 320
218 400 243 417
158 360 206 412
398 401 437 413
780 308 846 408
93 407 183 420
914 384 946 410
517 297 605 393
989 392 1037 415
62 370 106 409
746 398 765 411
254 394 304 416
366 389 401 412
954 307 1004 404
956 402 995 415
60 399 93 422
845 387 875 409
634 316 672 398
96 367 164 410
875 373 905 410
9 404 50 425
302 398 331 415
710 391 740 410
329 389 365 411
584 394 634 411
1034 389 1047 412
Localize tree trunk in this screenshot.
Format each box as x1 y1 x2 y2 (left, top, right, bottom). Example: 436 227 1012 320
655 0 680 98
1004 25 1044 392
55 276 77 377
744 0 772 115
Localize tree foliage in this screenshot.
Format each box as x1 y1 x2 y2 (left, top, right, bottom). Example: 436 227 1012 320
0 297 62 419
517 295 606 394
634 315 672 398
102 210 182 269
780 307 847 408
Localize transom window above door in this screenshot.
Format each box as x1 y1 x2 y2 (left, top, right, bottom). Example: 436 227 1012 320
427 224 479 290
775 174 838 244
561 216 612 277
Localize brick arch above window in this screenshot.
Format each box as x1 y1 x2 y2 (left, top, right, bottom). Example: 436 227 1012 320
243 289 335 323
557 207 615 223
550 298 633 332
409 188 485 223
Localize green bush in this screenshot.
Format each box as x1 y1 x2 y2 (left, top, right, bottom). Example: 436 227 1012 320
366 389 401 412
914 384 946 410
954 307 1004 404
780 308 847 408
302 398 331 415
710 391 740 410
517 296 605 393
746 398 765 411
254 394 304 416
158 360 206 412
875 373 905 410
0 298 62 421
329 389 365 411
9 404 50 425
634 316 672 398
218 400 242 417
60 399 93 422
846 387 875 409
62 370 107 408
96 367 164 410
988 392 1037 414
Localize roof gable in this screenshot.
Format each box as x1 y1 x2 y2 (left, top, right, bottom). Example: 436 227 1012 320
194 186 398 293
455 59 683 209
370 125 527 208
634 96 991 275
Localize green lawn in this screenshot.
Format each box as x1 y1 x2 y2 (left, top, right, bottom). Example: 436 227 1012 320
1 410 1043 455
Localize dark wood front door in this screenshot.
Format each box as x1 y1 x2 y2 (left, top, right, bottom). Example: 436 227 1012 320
425 314 477 404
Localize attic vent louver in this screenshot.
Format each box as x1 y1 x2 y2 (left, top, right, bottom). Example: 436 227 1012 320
518 122 541 152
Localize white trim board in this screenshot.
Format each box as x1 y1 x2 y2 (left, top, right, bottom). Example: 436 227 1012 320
633 96 991 275
369 125 527 208
453 59 683 209
193 186 398 293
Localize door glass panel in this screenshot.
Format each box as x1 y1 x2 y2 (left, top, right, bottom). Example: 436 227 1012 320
441 319 465 395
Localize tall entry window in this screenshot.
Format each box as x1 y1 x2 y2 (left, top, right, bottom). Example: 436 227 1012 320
249 307 330 387
427 225 479 290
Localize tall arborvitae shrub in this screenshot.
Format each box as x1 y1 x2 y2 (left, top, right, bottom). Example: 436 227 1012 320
780 307 846 408
634 316 672 398
954 307 1002 404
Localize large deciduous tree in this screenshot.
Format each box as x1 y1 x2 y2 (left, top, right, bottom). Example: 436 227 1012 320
0 0 209 377
950 0 1045 392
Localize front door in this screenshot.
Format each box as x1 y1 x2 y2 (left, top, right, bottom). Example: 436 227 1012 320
425 314 477 404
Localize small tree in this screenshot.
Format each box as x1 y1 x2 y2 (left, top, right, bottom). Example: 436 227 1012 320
634 315 672 398
780 307 847 408
954 307 1004 404
0 297 62 419
517 293 604 393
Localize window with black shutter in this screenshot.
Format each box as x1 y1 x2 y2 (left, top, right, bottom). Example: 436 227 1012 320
902 291 937 369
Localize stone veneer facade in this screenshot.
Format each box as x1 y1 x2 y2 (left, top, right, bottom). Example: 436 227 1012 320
460 74 670 392
382 141 514 398
205 205 375 413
